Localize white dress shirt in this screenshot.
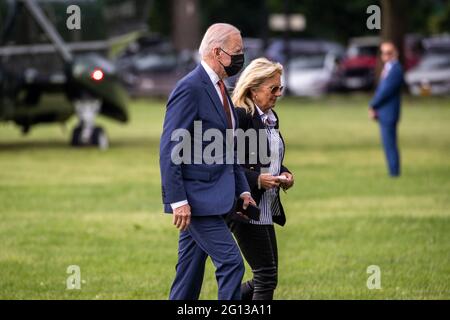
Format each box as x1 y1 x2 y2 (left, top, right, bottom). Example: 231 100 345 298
256 104 277 126
381 60 396 79
171 61 247 210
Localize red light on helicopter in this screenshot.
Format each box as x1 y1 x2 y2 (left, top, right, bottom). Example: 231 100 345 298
91 69 104 81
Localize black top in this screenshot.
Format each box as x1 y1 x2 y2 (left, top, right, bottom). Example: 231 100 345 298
234 106 291 226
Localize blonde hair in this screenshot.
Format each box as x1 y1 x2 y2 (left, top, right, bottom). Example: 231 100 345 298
198 23 241 59
232 57 283 115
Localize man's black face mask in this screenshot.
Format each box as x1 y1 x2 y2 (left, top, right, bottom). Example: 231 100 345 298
219 48 245 77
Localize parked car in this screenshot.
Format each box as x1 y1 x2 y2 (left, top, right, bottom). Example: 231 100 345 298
405 35 450 96
266 38 343 65
265 38 344 96
115 35 196 97
337 36 380 91
287 50 343 96
404 33 424 71
337 35 424 92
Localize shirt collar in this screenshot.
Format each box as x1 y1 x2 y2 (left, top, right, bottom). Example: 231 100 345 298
385 59 397 69
201 60 221 86
255 104 277 126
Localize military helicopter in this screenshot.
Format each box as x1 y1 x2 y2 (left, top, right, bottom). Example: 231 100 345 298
0 0 151 148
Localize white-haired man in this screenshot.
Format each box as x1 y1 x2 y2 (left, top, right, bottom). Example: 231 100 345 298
160 23 255 300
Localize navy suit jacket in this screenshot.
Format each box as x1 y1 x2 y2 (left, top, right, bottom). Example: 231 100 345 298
159 64 250 216
370 61 404 124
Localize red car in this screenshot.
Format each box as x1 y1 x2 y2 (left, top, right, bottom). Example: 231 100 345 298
338 37 379 91
337 35 423 91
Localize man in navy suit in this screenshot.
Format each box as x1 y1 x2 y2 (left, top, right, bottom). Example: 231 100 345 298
369 41 404 177
159 23 255 300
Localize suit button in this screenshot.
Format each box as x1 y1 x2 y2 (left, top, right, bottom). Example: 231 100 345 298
250 167 255 170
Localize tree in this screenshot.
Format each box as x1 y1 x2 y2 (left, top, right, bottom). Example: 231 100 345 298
381 0 408 64
172 0 200 51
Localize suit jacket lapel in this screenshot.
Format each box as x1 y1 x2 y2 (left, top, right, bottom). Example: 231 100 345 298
252 111 270 162
197 65 229 128
252 109 267 131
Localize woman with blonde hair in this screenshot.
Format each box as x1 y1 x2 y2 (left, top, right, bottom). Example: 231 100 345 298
231 57 294 300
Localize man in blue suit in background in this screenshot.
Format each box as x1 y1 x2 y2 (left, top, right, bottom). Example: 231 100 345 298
369 41 404 177
159 23 255 300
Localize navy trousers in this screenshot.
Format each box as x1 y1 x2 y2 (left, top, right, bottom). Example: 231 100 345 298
169 215 245 300
380 122 400 177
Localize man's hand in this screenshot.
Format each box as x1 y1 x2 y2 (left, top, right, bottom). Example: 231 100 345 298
369 108 378 121
240 193 256 210
173 204 191 231
280 172 294 190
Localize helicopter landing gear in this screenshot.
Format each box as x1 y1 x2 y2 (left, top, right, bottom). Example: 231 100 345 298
71 99 109 150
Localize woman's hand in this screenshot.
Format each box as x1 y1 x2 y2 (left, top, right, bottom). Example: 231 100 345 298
258 173 280 190
279 172 294 190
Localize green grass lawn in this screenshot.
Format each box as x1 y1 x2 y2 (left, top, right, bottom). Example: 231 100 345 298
0 94 449 299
